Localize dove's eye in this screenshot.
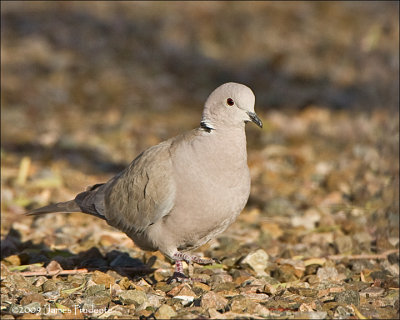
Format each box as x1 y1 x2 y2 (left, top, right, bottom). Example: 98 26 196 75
226 98 234 106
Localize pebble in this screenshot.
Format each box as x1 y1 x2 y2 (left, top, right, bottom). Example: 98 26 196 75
241 249 269 276
334 235 353 253
334 290 360 306
119 290 148 307
210 273 233 284
86 284 106 296
334 305 353 319
359 286 385 298
92 270 115 289
201 291 228 311
192 282 211 295
20 293 46 306
212 282 237 296
155 304 177 319
229 295 258 313
317 266 340 281
42 280 57 292
147 293 164 308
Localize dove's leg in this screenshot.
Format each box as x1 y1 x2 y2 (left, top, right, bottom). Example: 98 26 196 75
167 251 214 283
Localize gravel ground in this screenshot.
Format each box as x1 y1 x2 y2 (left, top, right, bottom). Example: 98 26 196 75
1 2 399 319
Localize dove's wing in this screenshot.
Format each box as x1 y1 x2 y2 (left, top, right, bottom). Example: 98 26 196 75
103 140 176 234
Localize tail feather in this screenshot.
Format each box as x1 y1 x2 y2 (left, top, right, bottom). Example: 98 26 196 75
26 183 107 221
25 200 82 216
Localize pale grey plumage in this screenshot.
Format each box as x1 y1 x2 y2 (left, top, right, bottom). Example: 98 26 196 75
26 82 263 267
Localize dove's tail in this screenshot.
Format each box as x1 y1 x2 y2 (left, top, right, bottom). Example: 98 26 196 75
25 200 82 216
25 199 106 221
26 183 107 221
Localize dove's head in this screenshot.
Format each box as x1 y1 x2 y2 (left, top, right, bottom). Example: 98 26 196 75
201 82 263 131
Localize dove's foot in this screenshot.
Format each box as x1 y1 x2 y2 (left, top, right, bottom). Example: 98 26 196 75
167 271 190 284
167 261 192 283
172 251 214 265
168 253 213 283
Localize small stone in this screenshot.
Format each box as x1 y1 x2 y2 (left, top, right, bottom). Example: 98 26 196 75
155 304 177 319
147 293 164 308
8 274 31 289
241 249 269 276
388 252 399 265
264 283 281 295
45 260 63 274
4 255 21 266
42 291 60 300
241 292 269 302
272 264 300 282
335 290 360 306
290 287 318 298
33 276 47 287
317 267 339 281
210 273 233 284
20 293 46 306
154 268 172 282
111 283 122 297
305 264 320 275
92 270 115 289
119 290 148 307
254 303 271 317
192 282 210 295
167 283 188 297
201 291 228 311
86 284 106 297
118 277 134 290
85 294 111 308
174 285 197 298
170 284 197 306
212 282 237 296
322 301 340 311
334 305 353 319
359 286 385 298
208 308 223 319
173 295 194 306
229 295 257 313
136 309 154 318
334 235 353 253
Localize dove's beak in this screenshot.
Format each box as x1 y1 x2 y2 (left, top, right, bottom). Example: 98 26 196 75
247 112 263 128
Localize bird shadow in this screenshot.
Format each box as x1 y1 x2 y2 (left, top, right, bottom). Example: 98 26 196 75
0 227 157 280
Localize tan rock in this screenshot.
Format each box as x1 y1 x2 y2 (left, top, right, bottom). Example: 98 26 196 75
155 304 177 319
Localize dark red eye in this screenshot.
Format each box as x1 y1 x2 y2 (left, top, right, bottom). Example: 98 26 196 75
227 98 234 106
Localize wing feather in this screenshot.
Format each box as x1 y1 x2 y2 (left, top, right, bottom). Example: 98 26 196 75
103 141 176 234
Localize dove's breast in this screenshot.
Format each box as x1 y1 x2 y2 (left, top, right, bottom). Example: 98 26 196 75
164 128 251 251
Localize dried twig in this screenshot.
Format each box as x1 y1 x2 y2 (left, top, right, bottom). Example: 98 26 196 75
327 249 398 261
17 266 155 277
18 268 88 277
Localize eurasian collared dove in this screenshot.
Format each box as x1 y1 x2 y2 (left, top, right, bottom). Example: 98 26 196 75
26 82 263 279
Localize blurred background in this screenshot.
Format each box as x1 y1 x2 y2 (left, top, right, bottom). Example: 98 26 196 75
2 0 399 251
1 2 399 316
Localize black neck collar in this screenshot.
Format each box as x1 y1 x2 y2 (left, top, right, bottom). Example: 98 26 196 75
200 121 215 133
